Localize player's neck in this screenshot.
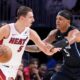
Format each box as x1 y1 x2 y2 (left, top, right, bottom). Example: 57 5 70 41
15 21 26 34
60 24 70 33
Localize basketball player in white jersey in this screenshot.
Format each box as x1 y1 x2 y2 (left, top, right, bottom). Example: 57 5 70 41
0 6 61 80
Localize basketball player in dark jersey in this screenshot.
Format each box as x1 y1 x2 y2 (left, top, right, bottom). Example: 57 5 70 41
25 10 80 80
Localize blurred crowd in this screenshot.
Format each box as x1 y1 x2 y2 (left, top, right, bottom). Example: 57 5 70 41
15 58 62 80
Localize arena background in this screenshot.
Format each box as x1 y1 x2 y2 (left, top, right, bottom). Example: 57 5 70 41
0 0 80 65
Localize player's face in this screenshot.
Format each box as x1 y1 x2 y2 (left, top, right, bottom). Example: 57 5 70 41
56 15 69 30
23 11 35 27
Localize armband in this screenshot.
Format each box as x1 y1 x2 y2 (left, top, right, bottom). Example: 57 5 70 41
53 38 69 48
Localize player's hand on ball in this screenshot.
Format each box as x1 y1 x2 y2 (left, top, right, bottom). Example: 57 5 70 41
0 45 12 63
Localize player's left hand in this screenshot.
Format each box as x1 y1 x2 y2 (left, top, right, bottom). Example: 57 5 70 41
44 42 62 55
50 47 62 53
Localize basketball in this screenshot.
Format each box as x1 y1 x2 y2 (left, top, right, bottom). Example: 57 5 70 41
0 45 12 63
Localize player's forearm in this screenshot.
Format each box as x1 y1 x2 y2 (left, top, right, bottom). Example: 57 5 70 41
51 33 78 49
66 36 76 45
51 38 69 48
67 29 80 44
75 32 80 42
25 45 41 53
50 35 78 52
49 38 69 52
66 32 79 45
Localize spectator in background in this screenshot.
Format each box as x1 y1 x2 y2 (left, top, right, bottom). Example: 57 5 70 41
47 58 57 69
38 64 48 80
23 58 40 80
43 63 62 80
50 63 62 80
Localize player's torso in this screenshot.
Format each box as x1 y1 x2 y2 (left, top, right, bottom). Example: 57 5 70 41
55 26 80 67
0 23 30 67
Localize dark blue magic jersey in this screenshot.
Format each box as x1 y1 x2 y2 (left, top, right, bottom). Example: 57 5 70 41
55 26 80 67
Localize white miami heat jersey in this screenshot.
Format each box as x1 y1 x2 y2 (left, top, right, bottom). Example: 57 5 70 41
1 23 30 66
0 23 30 79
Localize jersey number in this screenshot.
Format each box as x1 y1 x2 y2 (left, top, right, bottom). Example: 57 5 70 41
17 46 24 52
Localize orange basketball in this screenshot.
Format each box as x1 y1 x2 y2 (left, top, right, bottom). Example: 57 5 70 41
0 45 12 63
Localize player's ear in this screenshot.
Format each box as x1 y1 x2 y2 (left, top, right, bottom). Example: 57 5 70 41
20 16 25 20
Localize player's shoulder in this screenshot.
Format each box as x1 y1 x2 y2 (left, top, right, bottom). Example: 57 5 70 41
70 25 79 31
29 28 40 40
49 29 58 35
69 26 79 34
0 24 10 31
29 28 37 34
0 24 11 38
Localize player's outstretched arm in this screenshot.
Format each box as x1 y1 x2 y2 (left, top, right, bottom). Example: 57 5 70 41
25 29 57 53
50 29 80 52
29 29 59 56
25 45 40 53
